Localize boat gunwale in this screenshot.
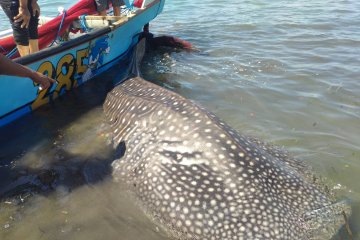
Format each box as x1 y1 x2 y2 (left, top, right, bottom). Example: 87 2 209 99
14 0 161 66
15 27 112 65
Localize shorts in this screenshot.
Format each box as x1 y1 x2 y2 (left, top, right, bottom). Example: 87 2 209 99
0 0 39 46
95 0 125 12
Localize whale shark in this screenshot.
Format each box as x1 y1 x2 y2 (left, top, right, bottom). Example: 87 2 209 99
104 76 351 240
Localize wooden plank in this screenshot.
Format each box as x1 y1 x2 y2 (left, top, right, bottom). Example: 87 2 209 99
82 15 129 28
84 19 111 28
111 17 130 28
84 15 125 21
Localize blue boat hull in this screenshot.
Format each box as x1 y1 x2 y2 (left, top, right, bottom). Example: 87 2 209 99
0 0 165 127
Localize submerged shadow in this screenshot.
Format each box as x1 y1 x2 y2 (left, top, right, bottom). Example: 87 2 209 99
0 110 123 207
0 38 145 206
0 61 130 204
0 147 122 203
0 35 190 210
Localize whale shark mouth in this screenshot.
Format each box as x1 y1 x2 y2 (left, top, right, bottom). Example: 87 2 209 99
301 200 352 239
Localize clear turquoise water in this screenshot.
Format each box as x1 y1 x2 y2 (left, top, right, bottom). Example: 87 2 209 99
0 0 359 239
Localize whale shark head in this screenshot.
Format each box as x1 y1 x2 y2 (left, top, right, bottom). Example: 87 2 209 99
104 77 351 240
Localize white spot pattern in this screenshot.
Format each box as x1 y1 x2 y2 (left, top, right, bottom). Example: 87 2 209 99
103 77 350 240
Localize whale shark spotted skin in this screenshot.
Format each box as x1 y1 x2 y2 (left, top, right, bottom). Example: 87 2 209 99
104 77 350 240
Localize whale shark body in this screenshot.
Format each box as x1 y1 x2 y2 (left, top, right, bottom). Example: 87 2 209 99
104 77 350 240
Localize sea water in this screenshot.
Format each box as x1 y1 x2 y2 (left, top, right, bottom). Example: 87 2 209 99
0 0 359 239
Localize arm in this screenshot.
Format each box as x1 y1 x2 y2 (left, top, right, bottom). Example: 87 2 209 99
14 0 31 28
0 54 55 90
31 0 40 17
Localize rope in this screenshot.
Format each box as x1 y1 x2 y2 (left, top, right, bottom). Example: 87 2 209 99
79 14 92 32
49 10 67 47
0 45 7 53
6 47 18 58
121 0 135 16
0 40 18 58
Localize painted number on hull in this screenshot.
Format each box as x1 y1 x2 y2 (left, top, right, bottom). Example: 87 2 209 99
31 49 89 110
31 61 55 110
53 54 75 99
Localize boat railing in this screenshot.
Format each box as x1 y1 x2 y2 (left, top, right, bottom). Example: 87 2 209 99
1 0 162 59
13 6 146 65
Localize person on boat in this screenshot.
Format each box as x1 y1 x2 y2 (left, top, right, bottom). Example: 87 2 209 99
0 54 55 90
0 0 40 56
95 0 124 16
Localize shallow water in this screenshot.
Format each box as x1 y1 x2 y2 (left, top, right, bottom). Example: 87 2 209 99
1 0 360 239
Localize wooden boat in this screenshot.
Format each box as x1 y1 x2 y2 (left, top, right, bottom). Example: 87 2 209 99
0 0 165 127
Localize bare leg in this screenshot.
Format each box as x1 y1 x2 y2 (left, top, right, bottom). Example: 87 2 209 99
113 6 121 16
29 39 39 54
98 10 107 16
17 45 30 57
